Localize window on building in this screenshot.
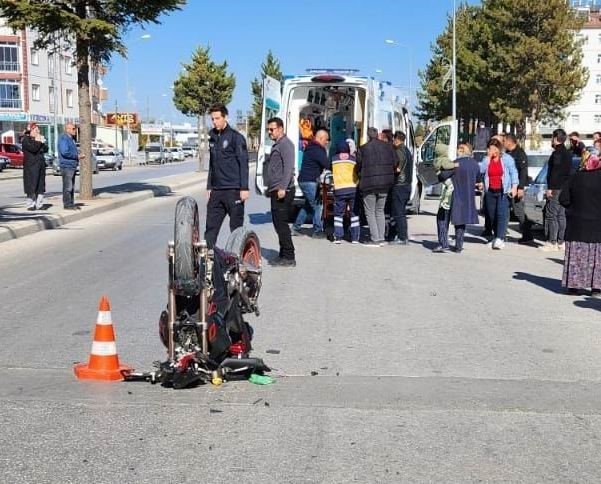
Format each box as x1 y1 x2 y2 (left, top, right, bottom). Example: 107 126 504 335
0 42 19 72
49 86 55 113
0 80 21 108
595 115 601 124
596 94 601 104
572 114 580 125
30 48 39 66
596 74 601 85
66 89 73 108
32 84 40 102
64 57 73 75
48 54 55 77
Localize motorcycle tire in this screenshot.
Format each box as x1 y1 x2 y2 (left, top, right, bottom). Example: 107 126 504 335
224 226 261 269
174 196 199 283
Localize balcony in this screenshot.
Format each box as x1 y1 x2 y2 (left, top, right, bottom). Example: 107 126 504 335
0 61 19 72
0 98 22 109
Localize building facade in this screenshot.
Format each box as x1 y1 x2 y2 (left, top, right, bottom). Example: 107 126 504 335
0 20 107 153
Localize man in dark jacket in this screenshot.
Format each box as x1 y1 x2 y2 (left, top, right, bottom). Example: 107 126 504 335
388 131 413 245
356 127 396 246
542 128 572 251
205 104 249 248
568 131 585 157
266 117 296 267
22 123 48 210
58 123 84 210
504 134 533 244
292 128 330 237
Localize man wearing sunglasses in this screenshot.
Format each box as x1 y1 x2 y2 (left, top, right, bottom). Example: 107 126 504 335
266 117 296 267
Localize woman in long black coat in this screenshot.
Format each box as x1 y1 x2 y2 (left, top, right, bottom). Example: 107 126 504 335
22 123 48 210
559 155 601 296
450 144 480 252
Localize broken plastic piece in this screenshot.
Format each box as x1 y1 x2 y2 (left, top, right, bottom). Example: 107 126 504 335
249 374 275 385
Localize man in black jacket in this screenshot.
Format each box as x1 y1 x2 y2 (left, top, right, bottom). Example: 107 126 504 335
356 127 396 246
266 117 296 267
204 104 249 248
504 134 533 244
542 128 572 251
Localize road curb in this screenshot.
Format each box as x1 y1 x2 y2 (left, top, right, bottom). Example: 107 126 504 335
0 172 206 244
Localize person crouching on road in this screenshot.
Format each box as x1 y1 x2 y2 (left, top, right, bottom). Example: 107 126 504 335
331 140 359 244
559 153 601 296
204 104 250 249
479 138 518 250
22 123 48 211
356 127 397 247
58 123 84 210
266 117 296 267
292 128 331 238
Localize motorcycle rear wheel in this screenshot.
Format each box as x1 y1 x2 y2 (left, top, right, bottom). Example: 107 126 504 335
224 227 261 269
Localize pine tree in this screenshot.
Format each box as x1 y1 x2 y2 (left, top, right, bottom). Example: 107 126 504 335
0 0 185 199
248 51 283 139
173 45 235 158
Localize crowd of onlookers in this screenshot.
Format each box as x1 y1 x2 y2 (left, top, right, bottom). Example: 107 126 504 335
200 104 601 297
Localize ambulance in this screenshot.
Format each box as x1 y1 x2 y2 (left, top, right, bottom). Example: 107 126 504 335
255 70 424 213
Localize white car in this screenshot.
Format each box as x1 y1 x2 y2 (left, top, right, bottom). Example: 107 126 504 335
167 147 185 162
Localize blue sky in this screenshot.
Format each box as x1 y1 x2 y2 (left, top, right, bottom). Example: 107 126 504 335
104 0 479 123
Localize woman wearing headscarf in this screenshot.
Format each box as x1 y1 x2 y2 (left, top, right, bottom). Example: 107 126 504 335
22 123 48 210
559 154 601 296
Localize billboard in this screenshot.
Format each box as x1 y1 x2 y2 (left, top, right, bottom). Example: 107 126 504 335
105 112 139 127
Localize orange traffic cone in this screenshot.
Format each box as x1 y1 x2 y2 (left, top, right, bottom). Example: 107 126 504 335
73 296 132 381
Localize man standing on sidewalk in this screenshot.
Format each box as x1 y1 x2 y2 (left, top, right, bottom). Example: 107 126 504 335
266 117 296 267
58 123 84 210
504 134 533 245
541 128 572 252
389 131 413 245
356 127 396 246
204 104 249 248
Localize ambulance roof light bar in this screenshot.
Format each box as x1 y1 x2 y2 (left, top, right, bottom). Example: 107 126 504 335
305 68 360 75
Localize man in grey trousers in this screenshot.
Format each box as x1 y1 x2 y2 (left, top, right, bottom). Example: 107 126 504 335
356 127 397 246
265 117 296 266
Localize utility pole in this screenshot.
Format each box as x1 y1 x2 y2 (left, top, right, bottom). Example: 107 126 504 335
114 99 118 149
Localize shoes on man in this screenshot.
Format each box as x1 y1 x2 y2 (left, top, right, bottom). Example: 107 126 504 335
452 246 463 253
269 257 296 267
517 237 535 246
64 206 78 211
557 242 565 251
389 239 408 246
539 242 558 252
311 231 326 239
351 240 360 245
362 240 381 248
432 245 449 253
492 238 505 250
333 238 342 245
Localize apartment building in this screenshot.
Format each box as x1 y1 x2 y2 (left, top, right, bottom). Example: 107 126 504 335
0 19 107 153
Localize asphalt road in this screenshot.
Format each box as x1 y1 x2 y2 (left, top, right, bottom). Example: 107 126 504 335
1 186 601 483
0 158 201 208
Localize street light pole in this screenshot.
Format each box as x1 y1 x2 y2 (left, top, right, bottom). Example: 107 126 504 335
452 0 457 121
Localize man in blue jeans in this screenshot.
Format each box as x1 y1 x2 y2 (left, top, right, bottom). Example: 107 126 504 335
58 123 84 210
292 128 330 238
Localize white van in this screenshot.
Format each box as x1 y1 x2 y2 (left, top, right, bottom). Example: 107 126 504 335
255 71 422 213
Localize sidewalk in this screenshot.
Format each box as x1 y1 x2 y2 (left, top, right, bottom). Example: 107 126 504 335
0 170 206 243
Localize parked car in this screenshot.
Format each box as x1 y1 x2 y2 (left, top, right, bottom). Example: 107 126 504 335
0 155 9 172
181 144 197 158
144 143 166 164
94 148 124 171
52 153 98 176
525 150 552 185
523 156 581 226
0 143 24 167
43 153 55 168
167 146 185 161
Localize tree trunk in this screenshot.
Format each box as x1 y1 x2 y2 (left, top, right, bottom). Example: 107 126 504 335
75 8 93 200
197 115 202 172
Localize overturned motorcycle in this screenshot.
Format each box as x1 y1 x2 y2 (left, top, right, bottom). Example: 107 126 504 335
125 196 270 389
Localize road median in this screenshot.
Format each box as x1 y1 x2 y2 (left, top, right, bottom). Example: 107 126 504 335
0 171 207 244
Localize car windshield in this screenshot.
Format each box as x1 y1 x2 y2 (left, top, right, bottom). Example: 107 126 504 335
528 154 549 167
146 146 161 152
534 164 548 184
98 150 115 156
